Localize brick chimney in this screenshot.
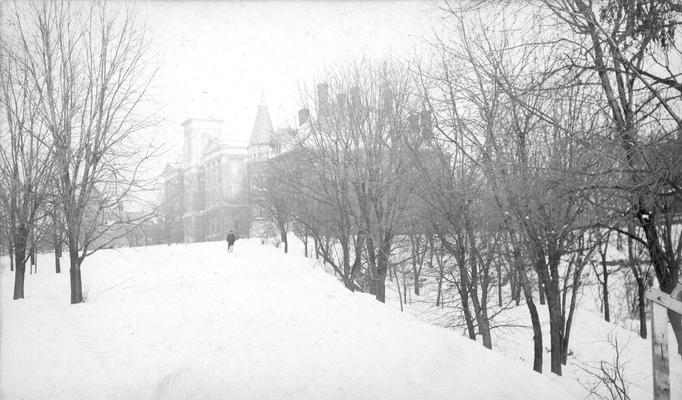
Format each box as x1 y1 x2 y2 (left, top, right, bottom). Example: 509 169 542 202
317 83 330 116
382 87 394 113
350 86 361 107
298 108 310 126
420 110 432 138
336 93 347 109
408 113 420 132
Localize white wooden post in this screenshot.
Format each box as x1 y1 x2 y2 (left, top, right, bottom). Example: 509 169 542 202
646 287 682 400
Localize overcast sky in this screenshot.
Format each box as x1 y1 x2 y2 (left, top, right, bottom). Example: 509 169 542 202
139 1 440 159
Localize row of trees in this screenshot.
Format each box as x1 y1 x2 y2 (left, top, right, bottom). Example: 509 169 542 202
251 1 682 376
0 1 157 303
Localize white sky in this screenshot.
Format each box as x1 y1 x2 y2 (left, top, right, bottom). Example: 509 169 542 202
139 1 441 162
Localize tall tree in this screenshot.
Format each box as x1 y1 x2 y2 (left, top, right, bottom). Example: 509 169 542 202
7 1 157 303
418 7 606 374
278 60 423 299
0 29 53 299
540 0 682 357
251 157 291 253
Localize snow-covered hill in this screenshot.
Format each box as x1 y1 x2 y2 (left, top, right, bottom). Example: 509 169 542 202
0 240 577 400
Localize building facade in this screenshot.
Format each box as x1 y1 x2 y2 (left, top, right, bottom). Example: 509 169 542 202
162 100 278 243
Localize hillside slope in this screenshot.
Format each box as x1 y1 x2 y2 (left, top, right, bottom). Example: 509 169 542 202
0 240 577 400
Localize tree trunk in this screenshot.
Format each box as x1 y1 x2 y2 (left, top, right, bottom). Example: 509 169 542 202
413 269 420 296
497 261 502 307
477 305 493 349
538 279 546 305
516 248 542 373
509 264 517 301
55 248 61 273
539 250 564 375
69 244 83 304
12 226 29 299
526 294 543 373
412 243 421 295
547 289 564 376
601 251 609 322
395 267 403 312
375 249 388 303
55 234 61 274
366 236 378 296
636 276 648 339
411 234 422 296
341 272 357 292
9 244 14 272
30 245 36 274
638 207 681 356
561 263 582 365
13 240 27 300
454 246 476 340
459 286 476 341
280 229 288 254
467 258 492 349
436 262 444 307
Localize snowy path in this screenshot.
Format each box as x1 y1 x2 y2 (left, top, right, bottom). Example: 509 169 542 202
1 240 577 399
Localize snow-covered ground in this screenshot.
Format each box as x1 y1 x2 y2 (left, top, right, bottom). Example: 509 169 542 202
1 239 577 400
367 240 682 400
281 235 682 400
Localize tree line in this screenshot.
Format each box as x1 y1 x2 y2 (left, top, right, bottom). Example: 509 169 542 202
250 1 682 377
0 1 157 303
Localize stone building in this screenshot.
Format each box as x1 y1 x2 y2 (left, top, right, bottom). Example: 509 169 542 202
244 100 279 238
162 99 278 243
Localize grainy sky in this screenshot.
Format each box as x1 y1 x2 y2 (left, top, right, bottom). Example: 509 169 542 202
140 1 440 156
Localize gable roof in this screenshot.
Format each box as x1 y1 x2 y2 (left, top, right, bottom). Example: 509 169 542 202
202 137 223 156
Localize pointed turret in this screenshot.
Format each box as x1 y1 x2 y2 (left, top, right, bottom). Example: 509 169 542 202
249 95 275 147
248 95 277 161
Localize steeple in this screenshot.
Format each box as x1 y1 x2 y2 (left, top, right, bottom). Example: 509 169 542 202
248 96 275 147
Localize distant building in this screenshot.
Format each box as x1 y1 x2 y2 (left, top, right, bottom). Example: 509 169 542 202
162 98 280 242
245 99 280 238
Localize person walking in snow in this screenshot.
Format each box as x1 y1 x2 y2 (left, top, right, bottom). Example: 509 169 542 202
226 230 237 253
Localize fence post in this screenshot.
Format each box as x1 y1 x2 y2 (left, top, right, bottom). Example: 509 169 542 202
646 287 682 400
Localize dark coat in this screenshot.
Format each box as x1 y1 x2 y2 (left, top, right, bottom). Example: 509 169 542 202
226 233 236 245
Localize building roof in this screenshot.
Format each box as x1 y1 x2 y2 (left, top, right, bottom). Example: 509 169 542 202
202 137 248 158
248 98 275 147
181 117 224 128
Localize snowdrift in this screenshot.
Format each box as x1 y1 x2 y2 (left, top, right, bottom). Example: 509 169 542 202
1 240 577 400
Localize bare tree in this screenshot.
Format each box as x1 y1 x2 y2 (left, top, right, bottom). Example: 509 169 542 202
250 156 291 253
538 0 682 357
407 218 431 296
283 145 364 291
6 1 158 303
417 5 612 374
0 22 54 298
578 335 632 400
340 61 422 303
277 60 423 299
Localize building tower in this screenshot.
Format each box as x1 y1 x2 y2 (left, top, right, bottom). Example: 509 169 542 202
180 118 222 242
246 95 278 237
247 94 277 161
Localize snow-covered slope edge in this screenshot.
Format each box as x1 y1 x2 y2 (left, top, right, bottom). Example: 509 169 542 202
0 240 577 400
